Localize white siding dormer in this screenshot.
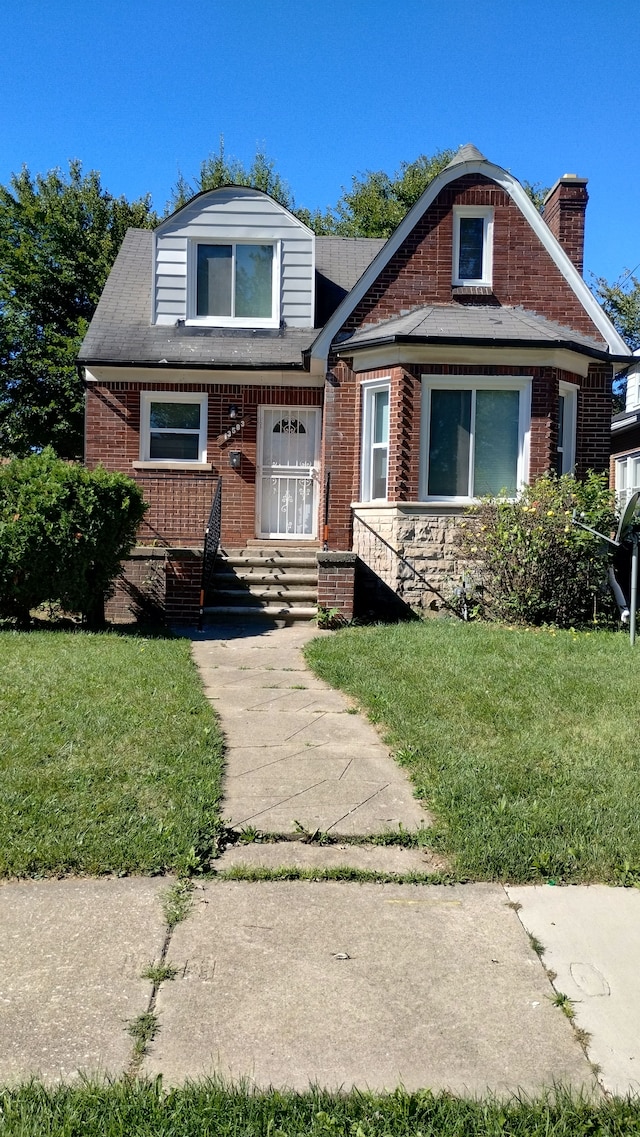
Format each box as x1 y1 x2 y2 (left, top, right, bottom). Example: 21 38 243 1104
153 187 315 328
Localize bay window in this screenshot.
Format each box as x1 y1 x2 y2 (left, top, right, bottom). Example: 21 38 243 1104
421 377 530 500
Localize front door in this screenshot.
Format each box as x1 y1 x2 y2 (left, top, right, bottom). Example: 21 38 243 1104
257 407 320 538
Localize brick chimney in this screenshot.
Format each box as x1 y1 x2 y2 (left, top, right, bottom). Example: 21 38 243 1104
543 174 588 275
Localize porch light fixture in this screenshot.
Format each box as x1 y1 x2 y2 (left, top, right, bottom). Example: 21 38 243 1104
228 404 239 420
229 450 242 469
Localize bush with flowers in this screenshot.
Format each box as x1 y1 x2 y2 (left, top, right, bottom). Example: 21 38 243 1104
456 472 617 627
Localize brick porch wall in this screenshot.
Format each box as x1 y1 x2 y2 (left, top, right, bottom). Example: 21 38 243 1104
105 546 202 625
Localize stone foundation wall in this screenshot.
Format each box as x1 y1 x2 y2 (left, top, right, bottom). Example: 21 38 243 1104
352 506 466 612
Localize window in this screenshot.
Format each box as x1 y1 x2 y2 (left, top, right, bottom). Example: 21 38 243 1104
190 242 279 326
452 207 493 286
420 377 531 500
616 453 640 509
140 392 207 463
361 382 390 501
556 382 577 475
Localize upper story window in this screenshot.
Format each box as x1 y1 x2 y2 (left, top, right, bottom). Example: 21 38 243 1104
140 391 208 464
189 242 280 327
420 376 530 500
615 453 640 510
452 206 494 286
361 381 390 501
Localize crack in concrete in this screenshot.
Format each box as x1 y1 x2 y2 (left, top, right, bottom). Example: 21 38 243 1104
326 784 391 833
226 744 326 780
232 778 329 827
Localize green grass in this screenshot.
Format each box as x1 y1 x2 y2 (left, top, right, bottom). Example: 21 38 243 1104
304 622 640 884
1 1081 639 1136
0 631 224 877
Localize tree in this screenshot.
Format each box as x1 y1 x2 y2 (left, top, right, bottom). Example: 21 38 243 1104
306 151 455 237
0 162 157 459
168 138 295 213
593 272 640 352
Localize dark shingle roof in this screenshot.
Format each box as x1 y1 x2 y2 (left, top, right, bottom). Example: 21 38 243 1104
337 304 615 360
78 230 384 369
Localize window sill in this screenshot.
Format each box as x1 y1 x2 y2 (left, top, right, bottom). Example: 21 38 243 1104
133 461 213 471
451 284 494 295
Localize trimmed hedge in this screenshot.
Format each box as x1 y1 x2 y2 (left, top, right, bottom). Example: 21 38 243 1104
0 449 146 624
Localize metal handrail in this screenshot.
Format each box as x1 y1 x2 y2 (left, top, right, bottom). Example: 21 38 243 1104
199 478 222 627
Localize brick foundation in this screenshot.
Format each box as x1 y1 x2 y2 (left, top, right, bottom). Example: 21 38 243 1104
105 546 202 625
317 551 356 620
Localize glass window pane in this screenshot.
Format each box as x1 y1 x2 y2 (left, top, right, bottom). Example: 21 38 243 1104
372 447 388 499
474 390 519 496
235 244 273 318
149 432 200 460
150 402 200 430
373 390 389 444
197 245 232 316
458 217 484 279
428 390 471 496
617 460 628 491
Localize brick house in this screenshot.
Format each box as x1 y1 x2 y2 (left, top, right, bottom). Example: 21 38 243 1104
79 144 630 623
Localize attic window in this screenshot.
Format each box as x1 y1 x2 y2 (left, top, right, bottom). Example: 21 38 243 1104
452 207 493 286
189 242 280 327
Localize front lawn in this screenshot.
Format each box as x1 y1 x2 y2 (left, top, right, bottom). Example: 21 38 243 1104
305 622 640 883
1 1081 639 1136
0 631 223 876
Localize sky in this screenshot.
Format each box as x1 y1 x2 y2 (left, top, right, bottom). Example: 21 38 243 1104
2 0 639 284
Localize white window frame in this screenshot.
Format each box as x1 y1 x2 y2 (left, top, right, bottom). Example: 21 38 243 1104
615 452 640 509
420 375 531 502
360 379 391 502
186 240 281 328
139 391 208 464
557 381 578 475
452 206 494 286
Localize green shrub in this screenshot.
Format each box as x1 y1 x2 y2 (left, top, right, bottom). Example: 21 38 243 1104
0 449 147 624
457 473 617 627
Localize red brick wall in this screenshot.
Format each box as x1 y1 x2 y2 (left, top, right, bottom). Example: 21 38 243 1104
317 553 356 619
105 547 201 625
576 363 613 478
543 179 588 275
342 175 603 341
86 381 323 547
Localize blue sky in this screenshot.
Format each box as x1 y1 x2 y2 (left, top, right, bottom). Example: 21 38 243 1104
3 0 639 283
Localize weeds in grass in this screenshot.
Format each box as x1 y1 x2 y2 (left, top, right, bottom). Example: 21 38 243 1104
141 962 178 984
161 879 194 929
126 1013 158 1061
214 865 456 885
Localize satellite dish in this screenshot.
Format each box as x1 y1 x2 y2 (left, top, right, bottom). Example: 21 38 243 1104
615 491 640 544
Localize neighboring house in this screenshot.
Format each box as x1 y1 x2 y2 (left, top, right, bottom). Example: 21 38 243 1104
611 349 640 508
79 144 630 622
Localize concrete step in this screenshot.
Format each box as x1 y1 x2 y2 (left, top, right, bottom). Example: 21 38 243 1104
215 571 317 586
213 587 318 603
202 604 318 621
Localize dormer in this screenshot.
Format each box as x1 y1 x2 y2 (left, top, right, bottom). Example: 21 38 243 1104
152 186 315 329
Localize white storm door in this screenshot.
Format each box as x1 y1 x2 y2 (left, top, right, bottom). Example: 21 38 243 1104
258 407 320 538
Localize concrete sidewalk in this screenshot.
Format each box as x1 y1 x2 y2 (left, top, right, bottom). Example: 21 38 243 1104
191 622 429 840
1 622 638 1096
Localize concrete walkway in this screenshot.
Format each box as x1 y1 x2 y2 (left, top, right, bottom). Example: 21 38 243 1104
0 622 639 1096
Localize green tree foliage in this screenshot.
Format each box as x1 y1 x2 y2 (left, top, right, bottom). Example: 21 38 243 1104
593 272 640 352
168 138 295 213
0 449 147 625
458 473 617 628
0 162 157 459
307 151 455 237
